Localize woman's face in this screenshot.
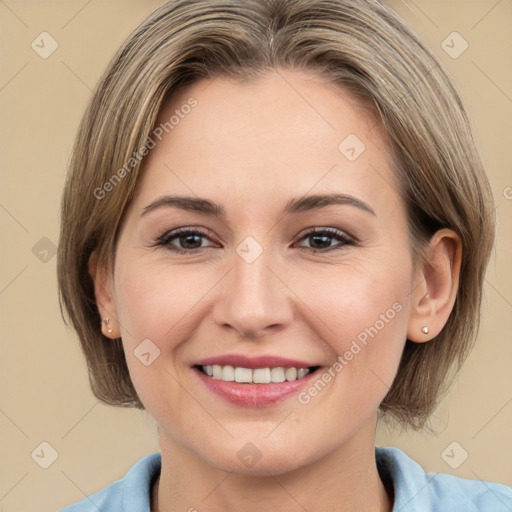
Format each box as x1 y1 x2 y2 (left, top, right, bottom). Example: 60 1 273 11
107 70 419 475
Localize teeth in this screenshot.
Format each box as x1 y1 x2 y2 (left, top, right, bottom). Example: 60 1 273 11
284 367 297 381
222 365 235 381
212 365 222 379
234 367 252 383
253 368 271 383
297 368 308 379
204 365 311 383
270 367 286 383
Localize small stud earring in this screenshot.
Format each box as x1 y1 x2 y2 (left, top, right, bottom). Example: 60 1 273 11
421 326 429 334
103 318 113 334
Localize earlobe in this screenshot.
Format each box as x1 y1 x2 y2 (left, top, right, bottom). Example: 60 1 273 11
407 229 462 343
88 251 121 339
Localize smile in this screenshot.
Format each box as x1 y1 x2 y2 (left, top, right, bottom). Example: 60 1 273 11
199 365 316 383
192 355 322 407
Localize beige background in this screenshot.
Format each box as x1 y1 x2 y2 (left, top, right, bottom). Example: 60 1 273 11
1 1 511 511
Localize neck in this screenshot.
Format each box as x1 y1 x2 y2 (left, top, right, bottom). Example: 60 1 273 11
153 415 392 512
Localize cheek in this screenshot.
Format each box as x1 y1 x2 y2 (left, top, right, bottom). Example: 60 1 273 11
298 259 411 385
114 249 412 368
112 255 212 417
113 256 212 346
113 239 413 415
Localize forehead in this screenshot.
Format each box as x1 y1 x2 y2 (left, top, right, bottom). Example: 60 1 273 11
132 69 401 218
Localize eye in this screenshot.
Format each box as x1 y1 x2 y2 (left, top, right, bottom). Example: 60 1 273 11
295 227 354 252
153 226 354 255
153 227 218 254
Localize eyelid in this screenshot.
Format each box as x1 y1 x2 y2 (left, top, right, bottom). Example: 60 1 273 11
154 226 219 247
293 227 355 250
296 226 353 239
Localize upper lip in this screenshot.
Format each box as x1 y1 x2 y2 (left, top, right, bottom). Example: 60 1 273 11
194 354 319 369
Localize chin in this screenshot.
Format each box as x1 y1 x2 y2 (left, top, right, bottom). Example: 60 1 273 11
214 452 307 477
194 436 317 477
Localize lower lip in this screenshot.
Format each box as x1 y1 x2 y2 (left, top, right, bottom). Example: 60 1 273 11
194 368 318 407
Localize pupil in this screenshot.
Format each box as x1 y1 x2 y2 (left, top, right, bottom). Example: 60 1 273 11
311 234 331 249
181 235 201 249
178 234 333 250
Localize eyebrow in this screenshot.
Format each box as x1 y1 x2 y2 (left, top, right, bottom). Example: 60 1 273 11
141 193 376 218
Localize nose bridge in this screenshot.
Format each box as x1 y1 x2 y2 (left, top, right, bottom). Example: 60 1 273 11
213 238 292 338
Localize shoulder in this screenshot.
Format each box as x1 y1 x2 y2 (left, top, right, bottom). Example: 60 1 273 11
59 452 161 512
376 446 512 512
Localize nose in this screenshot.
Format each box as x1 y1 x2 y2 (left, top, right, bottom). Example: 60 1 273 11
212 243 294 340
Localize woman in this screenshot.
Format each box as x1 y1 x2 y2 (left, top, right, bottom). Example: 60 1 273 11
57 0 511 510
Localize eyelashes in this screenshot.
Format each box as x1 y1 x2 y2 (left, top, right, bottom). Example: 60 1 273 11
152 226 355 255
154 227 216 254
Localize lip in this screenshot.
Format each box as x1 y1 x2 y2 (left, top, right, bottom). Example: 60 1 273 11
194 354 316 369
192 354 321 408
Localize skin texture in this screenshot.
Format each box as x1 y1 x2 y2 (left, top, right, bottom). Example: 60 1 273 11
90 70 461 512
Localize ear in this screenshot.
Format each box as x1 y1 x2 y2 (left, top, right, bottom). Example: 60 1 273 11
88 250 121 339
407 229 462 343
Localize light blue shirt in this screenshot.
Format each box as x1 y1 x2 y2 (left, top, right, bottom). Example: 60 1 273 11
60 447 512 511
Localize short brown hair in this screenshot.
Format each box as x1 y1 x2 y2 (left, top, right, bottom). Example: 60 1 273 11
57 0 495 429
